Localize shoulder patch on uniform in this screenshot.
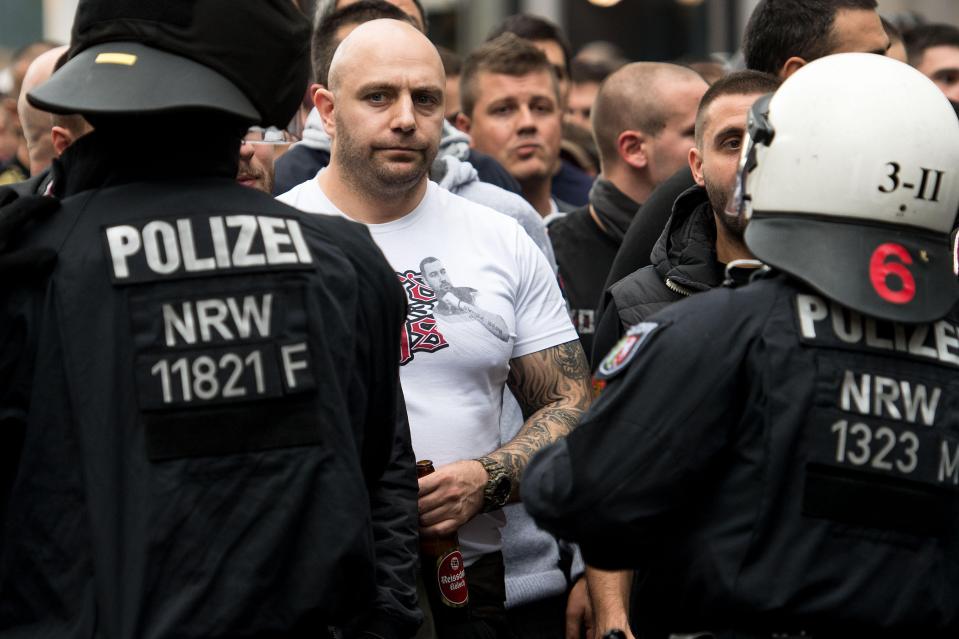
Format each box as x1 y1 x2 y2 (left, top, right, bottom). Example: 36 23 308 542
595 321 665 380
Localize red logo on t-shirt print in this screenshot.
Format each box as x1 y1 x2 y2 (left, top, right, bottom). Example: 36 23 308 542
397 270 449 365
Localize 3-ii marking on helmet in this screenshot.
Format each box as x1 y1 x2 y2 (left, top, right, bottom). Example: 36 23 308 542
878 161 946 204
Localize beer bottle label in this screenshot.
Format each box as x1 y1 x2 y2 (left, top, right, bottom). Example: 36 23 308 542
436 548 469 607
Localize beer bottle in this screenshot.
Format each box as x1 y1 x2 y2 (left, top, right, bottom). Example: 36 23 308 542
417 460 470 624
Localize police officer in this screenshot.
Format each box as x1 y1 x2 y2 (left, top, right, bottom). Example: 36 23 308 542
0 2 411 636
521 53 959 638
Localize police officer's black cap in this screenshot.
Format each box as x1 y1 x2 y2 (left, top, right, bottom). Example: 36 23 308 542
28 0 309 127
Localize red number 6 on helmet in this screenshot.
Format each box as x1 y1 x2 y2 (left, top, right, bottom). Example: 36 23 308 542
869 243 916 304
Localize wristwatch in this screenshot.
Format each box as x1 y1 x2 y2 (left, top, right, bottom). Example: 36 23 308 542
476 456 512 512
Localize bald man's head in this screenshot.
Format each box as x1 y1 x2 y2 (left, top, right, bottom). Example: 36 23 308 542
317 18 445 198
327 18 442 92
17 45 66 175
591 62 707 169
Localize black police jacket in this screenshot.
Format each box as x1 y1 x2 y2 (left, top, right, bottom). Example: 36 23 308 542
0 132 409 637
524 272 959 637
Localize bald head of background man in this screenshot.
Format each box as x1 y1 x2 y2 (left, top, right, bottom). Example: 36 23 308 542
17 45 92 177
19 45 62 175
591 62 707 206
315 18 445 221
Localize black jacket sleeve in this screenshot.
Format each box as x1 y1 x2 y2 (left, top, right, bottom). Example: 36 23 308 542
343 223 422 639
590 290 626 370
350 390 422 639
522 289 759 569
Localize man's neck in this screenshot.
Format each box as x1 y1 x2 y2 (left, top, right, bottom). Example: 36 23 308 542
713 211 753 265
519 176 554 217
603 163 653 207
319 162 428 224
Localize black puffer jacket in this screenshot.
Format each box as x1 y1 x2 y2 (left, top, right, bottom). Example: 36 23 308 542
591 186 724 364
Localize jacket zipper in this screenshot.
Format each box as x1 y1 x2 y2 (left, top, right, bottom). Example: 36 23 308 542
665 277 693 297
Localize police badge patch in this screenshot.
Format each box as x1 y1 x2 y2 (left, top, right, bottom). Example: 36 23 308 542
595 321 664 381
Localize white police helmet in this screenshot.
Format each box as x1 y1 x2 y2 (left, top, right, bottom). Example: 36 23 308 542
739 53 959 323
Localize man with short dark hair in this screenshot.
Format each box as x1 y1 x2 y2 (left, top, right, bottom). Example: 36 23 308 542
904 23 959 103
437 45 463 121
549 62 707 355
315 0 427 31
457 34 568 218
487 14 594 207
743 0 888 78
565 59 613 131
584 70 781 638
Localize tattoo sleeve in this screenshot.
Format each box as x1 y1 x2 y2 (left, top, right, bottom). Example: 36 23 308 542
492 339 592 499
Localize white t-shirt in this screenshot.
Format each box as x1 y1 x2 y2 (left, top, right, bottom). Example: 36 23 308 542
279 174 577 563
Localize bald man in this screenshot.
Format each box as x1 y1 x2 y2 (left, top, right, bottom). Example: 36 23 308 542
278 19 589 637
11 46 91 195
17 46 64 176
547 63 707 355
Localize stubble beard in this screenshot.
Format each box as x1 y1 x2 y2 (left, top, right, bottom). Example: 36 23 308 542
706 180 746 240
334 115 437 199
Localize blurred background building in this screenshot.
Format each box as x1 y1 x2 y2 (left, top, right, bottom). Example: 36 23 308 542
0 0 956 86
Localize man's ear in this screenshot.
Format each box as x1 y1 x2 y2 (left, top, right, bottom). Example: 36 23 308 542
454 112 471 137
51 125 74 157
618 130 649 170
688 146 706 187
308 83 322 104
780 56 807 79
313 86 336 138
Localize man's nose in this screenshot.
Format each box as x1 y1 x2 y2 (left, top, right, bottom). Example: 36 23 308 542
516 105 537 135
239 140 255 160
391 96 417 133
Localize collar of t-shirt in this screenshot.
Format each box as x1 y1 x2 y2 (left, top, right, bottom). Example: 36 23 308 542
310 168 433 234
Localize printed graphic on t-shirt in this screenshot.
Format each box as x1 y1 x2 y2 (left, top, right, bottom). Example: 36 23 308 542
397 269 449 366
397 257 510 366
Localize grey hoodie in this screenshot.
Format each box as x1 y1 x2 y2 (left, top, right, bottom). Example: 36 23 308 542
430 155 556 273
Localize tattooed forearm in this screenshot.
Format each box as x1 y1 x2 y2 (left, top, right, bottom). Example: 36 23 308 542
491 340 592 498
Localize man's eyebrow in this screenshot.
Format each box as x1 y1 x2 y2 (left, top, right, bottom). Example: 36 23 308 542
413 84 444 94
931 68 959 81
711 125 744 143
355 82 396 95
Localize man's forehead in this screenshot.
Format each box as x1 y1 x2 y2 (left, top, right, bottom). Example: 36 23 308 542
476 69 557 101
334 24 443 88
918 44 959 71
829 8 889 55
349 60 444 92
704 92 764 136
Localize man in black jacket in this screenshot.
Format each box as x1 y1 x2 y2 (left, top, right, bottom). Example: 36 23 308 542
584 69 780 638
0 2 413 637
591 71 780 366
548 63 706 355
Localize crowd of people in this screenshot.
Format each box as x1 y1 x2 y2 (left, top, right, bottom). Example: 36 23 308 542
1 0 958 638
